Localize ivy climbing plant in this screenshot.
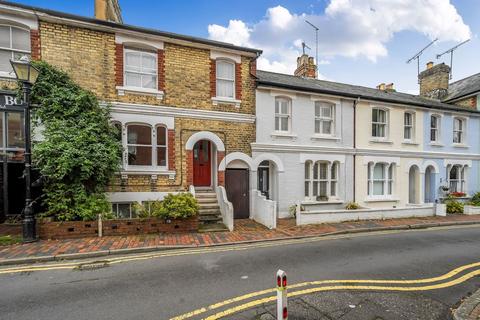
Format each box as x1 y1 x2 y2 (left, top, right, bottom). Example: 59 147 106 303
29 61 122 221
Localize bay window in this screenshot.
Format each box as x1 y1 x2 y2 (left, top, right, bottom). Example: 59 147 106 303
447 165 466 193
314 101 334 135
125 123 168 169
372 108 388 138
275 97 291 132
304 160 339 201
0 25 30 74
156 126 167 167
368 163 394 197
124 48 157 90
216 60 235 98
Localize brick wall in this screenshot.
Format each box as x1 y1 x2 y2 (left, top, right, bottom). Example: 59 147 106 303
454 96 477 109
30 29 41 60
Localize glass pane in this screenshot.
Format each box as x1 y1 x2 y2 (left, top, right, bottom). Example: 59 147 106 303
281 101 288 114
404 127 411 139
430 129 436 142
331 163 337 179
280 117 288 131
378 124 385 137
0 49 12 73
275 117 279 131
321 106 332 118
313 162 319 179
0 112 3 148
373 164 385 179
0 26 10 48
388 164 393 179
156 127 166 146
117 203 131 219
450 167 458 179
125 51 141 71
127 125 151 145
217 79 234 98
217 61 234 80
319 163 328 179
142 53 156 70
7 112 24 148
315 103 320 116
373 181 384 195
142 74 156 89
388 181 393 195
331 182 337 196
319 181 327 197
322 121 331 134
275 100 279 114
304 162 311 179
11 27 30 51
313 181 318 196
378 110 385 122
372 109 378 122
125 72 141 87
404 113 411 125
315 120 320 133
431 116 437 129
128 146 152 165
157 147 166 166
304 181 310 197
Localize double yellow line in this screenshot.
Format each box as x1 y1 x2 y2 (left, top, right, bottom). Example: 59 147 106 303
171 261 480 320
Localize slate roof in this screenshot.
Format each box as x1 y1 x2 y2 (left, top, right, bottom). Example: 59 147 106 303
256 70 480 114
443 73 480 102
0 0 262 55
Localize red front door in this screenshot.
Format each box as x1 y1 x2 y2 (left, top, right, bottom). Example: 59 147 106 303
193 140 211 186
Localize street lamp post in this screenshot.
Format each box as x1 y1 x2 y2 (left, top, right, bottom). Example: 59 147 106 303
10 56 39 243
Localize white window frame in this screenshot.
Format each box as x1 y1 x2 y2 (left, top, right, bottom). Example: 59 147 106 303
447 164 466 193
274 97 292 133
371 108 388 139
453 117 466 145
367 162 395 198
215 59 235 99
430 114 441 143
124 122 168 171
123 48 158 91
314 101 335 136
0 24 31 77
304 160 339 201
403 111 415 141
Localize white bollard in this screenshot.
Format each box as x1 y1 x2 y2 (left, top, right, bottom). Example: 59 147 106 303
276 269 288 320
98 214 103 237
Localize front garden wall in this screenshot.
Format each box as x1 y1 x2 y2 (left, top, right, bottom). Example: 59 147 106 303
38 216 199 240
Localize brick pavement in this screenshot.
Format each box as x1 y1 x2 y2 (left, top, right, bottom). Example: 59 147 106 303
1 215 480 263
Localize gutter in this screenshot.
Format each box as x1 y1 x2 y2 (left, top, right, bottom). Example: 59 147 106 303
353 97 360 203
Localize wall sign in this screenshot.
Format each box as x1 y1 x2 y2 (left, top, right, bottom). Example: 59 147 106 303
0 92 25 111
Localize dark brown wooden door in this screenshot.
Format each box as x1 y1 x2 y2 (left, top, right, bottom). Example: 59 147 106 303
193 140 211 186
225 169 249 219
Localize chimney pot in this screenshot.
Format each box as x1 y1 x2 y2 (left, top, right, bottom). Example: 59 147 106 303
95 0 122 23
426 61 434 69
376 83 386 91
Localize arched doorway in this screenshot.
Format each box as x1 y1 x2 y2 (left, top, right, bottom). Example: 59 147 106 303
424 165 436 203
408 165 421 204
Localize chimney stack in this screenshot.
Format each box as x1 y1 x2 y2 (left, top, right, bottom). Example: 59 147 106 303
294 54 317 79
95 0 123 23
376 83 385 91
418 61 450 100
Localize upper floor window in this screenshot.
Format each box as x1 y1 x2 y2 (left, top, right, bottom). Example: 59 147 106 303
453 117 465 144
430 115 440 142
314 101 334 135
304 160 339 201
124 48 157 90
275 97 291 132
216 60 235 99
403 112 414 140
0 25 30 74
372 108 388 138
368 163 394 196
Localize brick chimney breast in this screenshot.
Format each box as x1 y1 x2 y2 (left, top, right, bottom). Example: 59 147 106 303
294 54 317 78
95 0 123 23
418 62 450 100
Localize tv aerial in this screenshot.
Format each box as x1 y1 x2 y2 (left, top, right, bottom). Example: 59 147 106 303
436 39 470 79
301 41 311 55
305 20 319 77
406 38 438 81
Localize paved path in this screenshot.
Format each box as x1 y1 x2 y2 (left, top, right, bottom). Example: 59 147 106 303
0 225 479 319
1 214 480 264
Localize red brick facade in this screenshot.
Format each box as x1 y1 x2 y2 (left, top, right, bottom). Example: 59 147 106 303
157 49 165 91
30 29 41 60
217 151 225 186
209 59 216 98
115 43 124 87
168 129 175 171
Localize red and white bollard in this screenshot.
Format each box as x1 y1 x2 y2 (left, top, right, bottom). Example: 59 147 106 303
276 269 288 320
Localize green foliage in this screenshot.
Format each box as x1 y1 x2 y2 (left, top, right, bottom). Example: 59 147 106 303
470 192 480 206
30 61 122 221
445 197 464 214
0 235 22 246
154 193 199 219
345 202 361 210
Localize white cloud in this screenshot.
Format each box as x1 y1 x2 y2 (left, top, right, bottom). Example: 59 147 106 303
207 0 471 75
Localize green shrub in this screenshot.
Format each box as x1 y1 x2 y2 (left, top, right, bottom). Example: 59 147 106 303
345 202 361 210
470 192 480 206
29 61 122 221
154 193 199 219
445 198 464 214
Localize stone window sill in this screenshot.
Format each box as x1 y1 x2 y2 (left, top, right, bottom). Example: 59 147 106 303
301 199 344 205
452 143 469 149
120 169 176 180
116 86 164 99
211 97 241 107
271 132 297 140
429 142 444 147
369 138 393 144
365 196 399 203
0 72 15 79
402 140 419 146
310 135 341 141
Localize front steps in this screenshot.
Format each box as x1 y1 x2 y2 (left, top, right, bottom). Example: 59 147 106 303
194 187 228 233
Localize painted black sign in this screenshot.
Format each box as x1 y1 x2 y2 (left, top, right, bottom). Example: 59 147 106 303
0 92 25 111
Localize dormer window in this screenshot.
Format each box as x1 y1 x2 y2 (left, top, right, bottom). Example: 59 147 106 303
0 25 30 75
124 48 157 90
216 60 235 99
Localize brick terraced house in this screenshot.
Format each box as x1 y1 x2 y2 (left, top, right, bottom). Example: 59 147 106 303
0 0 261 230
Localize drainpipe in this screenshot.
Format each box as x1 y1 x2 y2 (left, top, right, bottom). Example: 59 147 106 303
352 97 360 203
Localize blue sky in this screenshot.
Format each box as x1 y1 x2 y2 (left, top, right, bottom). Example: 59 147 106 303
8 0 480 94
